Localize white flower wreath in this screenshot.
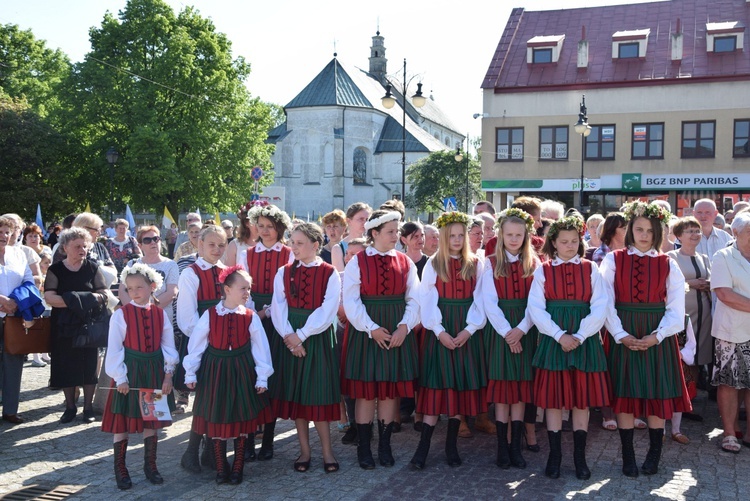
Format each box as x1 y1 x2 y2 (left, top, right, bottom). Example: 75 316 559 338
248 204 292 231
364 211 401 231
120 262 164 290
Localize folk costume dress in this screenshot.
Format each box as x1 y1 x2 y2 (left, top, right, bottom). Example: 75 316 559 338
342 246 420 400
601 247 690 418
417 256 487 417
482 252 539 405
102 302 179 433
270 259 342 421
183 303 273 439
529 256 611 410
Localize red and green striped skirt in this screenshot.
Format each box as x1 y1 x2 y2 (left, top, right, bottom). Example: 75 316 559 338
417 297 487 416
342 295 418 400
608 302 691 419
272 307 341 422
532 300 610 409
486 298 537 405
191 342 272 439
174 299 219 392
101 348 175 434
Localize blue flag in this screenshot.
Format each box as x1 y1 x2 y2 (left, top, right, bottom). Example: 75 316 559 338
125 205 137 231
36 204 47 237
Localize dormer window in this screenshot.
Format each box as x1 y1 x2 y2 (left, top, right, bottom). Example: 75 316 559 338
612 29 650 59
618 42 640 58
527 35 565 64
706 22 744 53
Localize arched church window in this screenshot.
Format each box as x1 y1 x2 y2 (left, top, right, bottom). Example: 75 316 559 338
353 147 367 184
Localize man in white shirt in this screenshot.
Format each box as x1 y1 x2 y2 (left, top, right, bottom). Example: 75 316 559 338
693 199 732 262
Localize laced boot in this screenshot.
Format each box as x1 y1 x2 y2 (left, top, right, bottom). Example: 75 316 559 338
573 430 591 480
410 423 435 469
180 431 202 473
509 421 527 468
641 428 664 475
377 420 395 466
113 439 132 490
445 418 462 466
619 428 639 478
495 421 511 469
143 435 163 484
356 423 376 469
213 439 229 484
230 436 247 485
545 430 562 479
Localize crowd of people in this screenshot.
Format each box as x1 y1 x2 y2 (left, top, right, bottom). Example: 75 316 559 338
1 195 749 490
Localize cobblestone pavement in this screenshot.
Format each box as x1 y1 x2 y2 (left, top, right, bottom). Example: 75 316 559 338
2 362 749 500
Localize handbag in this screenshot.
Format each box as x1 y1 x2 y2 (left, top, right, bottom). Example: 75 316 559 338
72 309 112 349
3 316 51 355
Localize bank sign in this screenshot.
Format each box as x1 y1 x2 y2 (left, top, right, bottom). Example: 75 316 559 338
621 173 748 192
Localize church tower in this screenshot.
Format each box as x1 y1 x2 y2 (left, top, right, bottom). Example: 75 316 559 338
369 31 388 84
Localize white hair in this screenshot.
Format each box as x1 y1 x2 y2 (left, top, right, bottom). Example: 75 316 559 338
731 212 750 235
540 200 565 220
693 198 717 210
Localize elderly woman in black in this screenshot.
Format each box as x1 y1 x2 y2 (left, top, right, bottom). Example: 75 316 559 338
44 228 110 423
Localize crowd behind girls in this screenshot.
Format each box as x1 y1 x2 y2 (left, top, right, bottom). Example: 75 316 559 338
1 196 750 489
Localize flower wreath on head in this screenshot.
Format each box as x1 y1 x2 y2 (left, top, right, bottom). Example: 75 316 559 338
248 204 292 231
120 262 164 291
218 264 244 284
495 208 534 234
622 201 672 224
364 211 401 231
237 200 269 220
547 216 586 240
435 211 472 229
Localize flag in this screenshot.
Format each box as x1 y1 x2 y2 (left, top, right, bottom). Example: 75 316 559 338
215 210 222 226
195 208 201 219
162 206 176 228
125 205 137 230
36 204 47 237
85 202 91 213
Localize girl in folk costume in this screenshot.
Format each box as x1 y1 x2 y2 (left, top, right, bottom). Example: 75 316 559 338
601 202 688 477
528 217 611 480
238 203 294 460
270 223 342 473
183 267 273 485
176 226 227 473
410 212 487 469
482 208 539 470
342 209 420 469
102 264 178 490
222 200 262 266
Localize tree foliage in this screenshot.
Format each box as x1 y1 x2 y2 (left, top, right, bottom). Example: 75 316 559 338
406 150 482 215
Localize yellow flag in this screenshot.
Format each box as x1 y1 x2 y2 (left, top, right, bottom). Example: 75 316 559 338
215 211 222 226
162 206 176 227
85 202 91 213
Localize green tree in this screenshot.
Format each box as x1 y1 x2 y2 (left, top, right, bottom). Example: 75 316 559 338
58 0 276 218
406 150 482 215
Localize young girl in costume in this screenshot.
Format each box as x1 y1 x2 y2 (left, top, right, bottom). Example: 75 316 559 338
482 208 539 470
270 223 342 473
342 209 420 469
410 211 486 469
528 216 610 480
183 266 273 485
102 263 178 490
601 201 688 477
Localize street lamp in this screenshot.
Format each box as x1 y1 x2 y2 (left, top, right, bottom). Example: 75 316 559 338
573 95 592 212
381 58 426 204
454 143 470 213
106 147 119 221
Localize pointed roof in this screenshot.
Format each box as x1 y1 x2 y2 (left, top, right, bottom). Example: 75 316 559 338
285 58 372 109
374 116 431 154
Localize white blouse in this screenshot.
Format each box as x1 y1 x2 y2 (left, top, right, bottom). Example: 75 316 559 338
238 242 294 311
0 246 33 318
600 246 686 344
710 245 750 344
183 302 274 387
105 302 179 386
270 259 341 342
419 256 486 338
175 257 222 337
343 246 420 337
528 255 609 343
481 252 535 338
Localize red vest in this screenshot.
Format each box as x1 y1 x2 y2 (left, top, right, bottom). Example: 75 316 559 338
357 251 411 296
488 256 533 300
207 307 254 350
434 257 478 300
283 262 335 310
542 259 593 302
247 244 292 295
612 249 670 303
189 263 223 303
121 303 164 353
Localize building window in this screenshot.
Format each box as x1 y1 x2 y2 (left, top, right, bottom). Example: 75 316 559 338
618 42 639 58
632 123 664 159
585 125 615 160
734 119 750 158
532 48 552 63
539 126 568 160
682 121 715 158
496 127 524 161
714 36 737 53
353 147 367 184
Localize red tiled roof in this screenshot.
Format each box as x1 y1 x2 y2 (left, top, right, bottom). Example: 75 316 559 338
481 0 750 92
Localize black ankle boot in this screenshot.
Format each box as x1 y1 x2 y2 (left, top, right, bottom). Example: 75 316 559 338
230 436 247 485
201 434 216 470
143 435 163 484
641 428 664 475
377 420 395 466
113 439 132 490
495 421 510 469
410 423 435 469
545 430 562 479
357 423 376 469
510 421 527 469
573 430 591 480
258 420 276 460
180 431 202 473
445 418 462 466
213 439 229 484
244 433 256 462
619 428 638 478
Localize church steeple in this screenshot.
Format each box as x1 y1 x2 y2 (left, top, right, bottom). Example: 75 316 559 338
369 31 387 84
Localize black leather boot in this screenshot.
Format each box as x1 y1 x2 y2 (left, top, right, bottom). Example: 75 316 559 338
230 436 247 485
113 439 132 490
244 432 256 462
143 435 163 484
545 430 562 479
180 431 202 473
410 423 435 469
495 421 510 469
573 430 591 480
619 428 639 478
377 420 395 466
445 418 462 466
201 434 216 470
641 427 664 475
257 420 276 460
510 421 527 469
213 439 229 484
356 423 376 469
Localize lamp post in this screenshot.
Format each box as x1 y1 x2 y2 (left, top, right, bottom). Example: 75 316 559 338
454 139 470 213
573 95 592 213
381 58 426 203
106 147 119 221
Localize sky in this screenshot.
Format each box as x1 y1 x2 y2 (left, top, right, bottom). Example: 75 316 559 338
1 0 657 141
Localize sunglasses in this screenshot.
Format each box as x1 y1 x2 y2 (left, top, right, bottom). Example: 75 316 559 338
140 236 161 244
85 226 100 233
